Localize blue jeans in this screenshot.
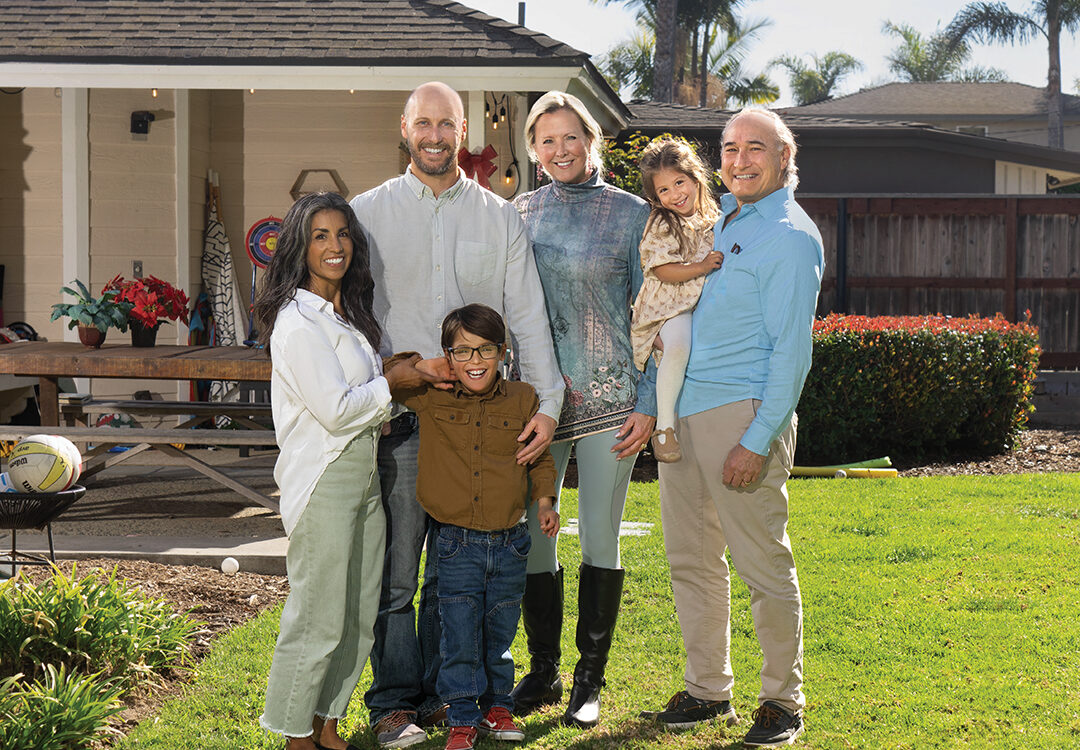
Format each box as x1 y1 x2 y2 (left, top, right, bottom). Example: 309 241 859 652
365 414 442 723
435 522 530 727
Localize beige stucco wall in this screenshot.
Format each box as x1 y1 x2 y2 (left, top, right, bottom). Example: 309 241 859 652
996 160 1049 194
0 86 529 403
0 88 62 339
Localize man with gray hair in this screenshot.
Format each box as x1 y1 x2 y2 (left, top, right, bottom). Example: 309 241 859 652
351 81 562 749
640 108 823 747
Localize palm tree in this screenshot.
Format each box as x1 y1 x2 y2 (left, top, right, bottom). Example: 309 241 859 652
598 14 777 107
593 0 680 102
771 51 863 105
599 27 656 100
946 0 1080 149
883 21 1007 82
705 18 779 107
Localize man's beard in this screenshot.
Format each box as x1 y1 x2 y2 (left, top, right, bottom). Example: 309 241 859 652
408 140 456 176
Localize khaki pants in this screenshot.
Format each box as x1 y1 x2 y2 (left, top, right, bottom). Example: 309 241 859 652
658 400 804 712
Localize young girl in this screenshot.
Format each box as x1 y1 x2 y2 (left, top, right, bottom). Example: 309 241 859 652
631 139 724 463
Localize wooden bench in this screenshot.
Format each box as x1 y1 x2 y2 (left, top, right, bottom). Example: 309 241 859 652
0 423 280 513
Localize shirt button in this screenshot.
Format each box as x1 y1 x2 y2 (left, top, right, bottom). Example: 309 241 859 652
437 295 442 301
503 420 509 426
435 265 441 271
474 445 479 451
474 471 479 477
476 421 481 427
473 496 479 502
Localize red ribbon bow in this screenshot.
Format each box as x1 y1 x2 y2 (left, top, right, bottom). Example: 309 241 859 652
457 145 498 189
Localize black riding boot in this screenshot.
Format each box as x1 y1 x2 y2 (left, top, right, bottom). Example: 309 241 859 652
562 564 625 728
510 568 564 715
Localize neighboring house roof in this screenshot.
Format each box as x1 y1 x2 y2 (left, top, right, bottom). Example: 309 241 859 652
627 100 935 132
0 0 586 67
624 101 1080 176
777 82 1080 119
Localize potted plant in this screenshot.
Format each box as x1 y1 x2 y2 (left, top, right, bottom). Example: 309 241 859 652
103 275 191 347
50 279 133 348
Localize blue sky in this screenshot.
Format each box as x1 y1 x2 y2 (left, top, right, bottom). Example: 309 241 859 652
465 0 1079 106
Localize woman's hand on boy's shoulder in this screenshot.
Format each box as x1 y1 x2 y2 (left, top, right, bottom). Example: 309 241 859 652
415 356 456 389
385 354 455 395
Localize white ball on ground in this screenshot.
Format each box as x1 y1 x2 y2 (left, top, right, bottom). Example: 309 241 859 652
220 556 240 575
833 469 847 478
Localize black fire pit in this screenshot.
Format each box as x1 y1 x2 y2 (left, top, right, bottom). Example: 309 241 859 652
0 485 86 576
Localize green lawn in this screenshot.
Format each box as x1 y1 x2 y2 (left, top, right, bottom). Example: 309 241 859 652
119 474 1080 749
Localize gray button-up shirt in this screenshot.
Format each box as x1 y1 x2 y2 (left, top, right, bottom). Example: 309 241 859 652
351 167 564 421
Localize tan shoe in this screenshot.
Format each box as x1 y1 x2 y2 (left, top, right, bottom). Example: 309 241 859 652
650 427 682 463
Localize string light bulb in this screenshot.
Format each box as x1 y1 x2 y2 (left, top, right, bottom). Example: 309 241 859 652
504 167 513 186
151 88 158 98
249 88 256 94
499 105 506 122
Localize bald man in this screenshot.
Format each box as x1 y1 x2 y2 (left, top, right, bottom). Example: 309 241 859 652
350 82 562 749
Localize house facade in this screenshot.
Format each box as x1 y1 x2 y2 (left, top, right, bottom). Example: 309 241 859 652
0 0 626 355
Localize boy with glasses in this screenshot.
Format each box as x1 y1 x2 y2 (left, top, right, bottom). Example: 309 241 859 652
389 303 560 750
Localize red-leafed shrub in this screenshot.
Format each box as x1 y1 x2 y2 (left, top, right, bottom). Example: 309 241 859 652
795 313 1040 465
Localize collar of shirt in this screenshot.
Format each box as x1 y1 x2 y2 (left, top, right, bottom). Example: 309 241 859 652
549 168 606 204
291 287 341 320
403 164 467 203
450 373 508 402
719 185 794 224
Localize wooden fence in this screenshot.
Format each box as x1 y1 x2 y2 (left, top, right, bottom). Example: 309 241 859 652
801 195 1080 369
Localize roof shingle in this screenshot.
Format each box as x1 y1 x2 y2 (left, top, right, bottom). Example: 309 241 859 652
0 0 588 66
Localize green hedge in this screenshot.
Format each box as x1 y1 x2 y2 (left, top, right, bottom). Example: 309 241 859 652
795 313 1040 465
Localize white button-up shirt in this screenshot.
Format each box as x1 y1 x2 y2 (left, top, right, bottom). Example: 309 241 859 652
350 168 564 421
270 289 392 536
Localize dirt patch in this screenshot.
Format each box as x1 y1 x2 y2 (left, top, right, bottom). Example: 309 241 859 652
17 558 289 736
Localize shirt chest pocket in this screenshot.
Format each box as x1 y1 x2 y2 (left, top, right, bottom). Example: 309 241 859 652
432 405 472 451
455 240 497 287
484 412 524 455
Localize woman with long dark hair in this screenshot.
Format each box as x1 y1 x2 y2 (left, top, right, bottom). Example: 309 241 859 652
255 192 436 750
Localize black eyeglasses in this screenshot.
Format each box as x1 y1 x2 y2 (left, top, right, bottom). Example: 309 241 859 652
446 344 501 362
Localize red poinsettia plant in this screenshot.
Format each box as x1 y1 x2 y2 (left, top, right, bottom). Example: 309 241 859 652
103 274 190 328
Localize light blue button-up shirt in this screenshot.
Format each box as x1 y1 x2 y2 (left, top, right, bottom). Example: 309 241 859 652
677 185 824 455
350 167 564 422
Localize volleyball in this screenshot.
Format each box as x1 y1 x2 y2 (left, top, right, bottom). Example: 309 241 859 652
7 434 80 493
0 471 18 492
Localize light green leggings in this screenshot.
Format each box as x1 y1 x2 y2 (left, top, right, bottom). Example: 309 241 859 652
525 428 637 573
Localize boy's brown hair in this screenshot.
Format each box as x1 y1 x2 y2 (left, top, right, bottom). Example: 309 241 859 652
441 303 506 349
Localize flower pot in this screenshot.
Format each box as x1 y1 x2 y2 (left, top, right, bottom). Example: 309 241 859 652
129 321 160 347
77 325 106 349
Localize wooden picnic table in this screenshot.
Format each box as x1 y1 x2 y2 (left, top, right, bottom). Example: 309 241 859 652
0 341 270 426
0 341 278 512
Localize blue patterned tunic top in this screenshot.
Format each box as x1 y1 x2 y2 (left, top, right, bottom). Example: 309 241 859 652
514 171 653 442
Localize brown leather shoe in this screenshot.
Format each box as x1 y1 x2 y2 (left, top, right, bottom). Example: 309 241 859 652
650 428 682 463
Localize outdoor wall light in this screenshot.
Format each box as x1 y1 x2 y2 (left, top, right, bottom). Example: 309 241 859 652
130 111 155 134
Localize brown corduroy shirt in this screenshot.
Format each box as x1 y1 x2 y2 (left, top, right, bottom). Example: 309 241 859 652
398 375 557 531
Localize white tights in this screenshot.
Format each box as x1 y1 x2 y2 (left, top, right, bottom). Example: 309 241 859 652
655 312 692 432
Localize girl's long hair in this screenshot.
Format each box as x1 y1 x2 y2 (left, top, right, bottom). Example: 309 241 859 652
639 139 720 257
253 191 381 354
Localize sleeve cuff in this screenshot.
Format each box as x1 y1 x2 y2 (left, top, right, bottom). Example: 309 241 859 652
739 419 774 457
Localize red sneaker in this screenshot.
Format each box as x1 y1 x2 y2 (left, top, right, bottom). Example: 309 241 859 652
479 706 525 741
445 725 479 750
